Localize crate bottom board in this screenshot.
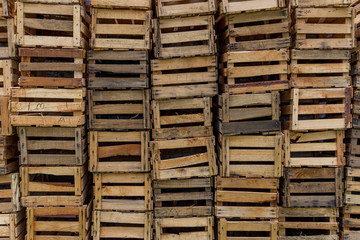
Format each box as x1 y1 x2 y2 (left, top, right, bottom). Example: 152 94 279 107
152 83 218 100
152 126 213 140
11 115 85 127
217 120 281 135
155 206 213 218
221 80 289 94
216 206 278 219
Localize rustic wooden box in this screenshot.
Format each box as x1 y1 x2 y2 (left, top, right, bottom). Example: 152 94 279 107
0 173 20 213
215 177 279 219
219 0 286 14
16 2 90 48
89 131 149 173
10 88 86 127
151 55 217 99
19 48 86 88
155 0 216 18
0 210 26 240
91 0 151 9
154 178 213 218
94 172 152 212
0 135 18 175
154 15 216 58
18 126 86 166
218 133 282 178
88 89 150 131
0 19 16 59
91 8 151 50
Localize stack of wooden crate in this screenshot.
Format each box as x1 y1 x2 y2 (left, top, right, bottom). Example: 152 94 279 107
151 1 218 239
216 0 289 239
280 0 353 239
11 0 92 239
88 1 153 239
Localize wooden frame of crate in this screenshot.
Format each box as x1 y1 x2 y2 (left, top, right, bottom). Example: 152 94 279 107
284 130 345 167
91 8 151 50
154 178 213 218
219 0 286 14
0 0 14 18
0 19 15 59
0 59 18 95
18 126 86 166
342 206 360 240
154 217 214 240
94 172 152 212
345 167 360 205
0 96 13 135
154 15 216 59
90 0 151 9
218 9 290 52
93 211 152 240
291 0 351 7
0 173 20 213
152 97 213 140
351 51 360 88
88 50 149 89
26 200 92 240
20 165 89 207
215 177 279 219
0 210 26 240
353 90 360 128
220 50 289 94
16 2 90 48
88 89 150 131
291 7 355 49
291 50 351 88
348 129 360 167
10 88 86 127
19 48 86 88
0 135 18 175
217 133 282 178
283 168 344 208
218 218 278 240
150 136 217 180
281 88 352 131
151 55 217 99
216 92 281 134
89 131 149 173
155 0 216 18
279 208 339 239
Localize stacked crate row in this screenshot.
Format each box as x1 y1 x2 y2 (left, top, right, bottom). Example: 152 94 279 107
88 1 153 239
0 0 25 239
281 0 353 239
11 0 91 239
216 1 287 239
151 0 218 239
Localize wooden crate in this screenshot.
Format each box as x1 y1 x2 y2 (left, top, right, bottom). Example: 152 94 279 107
93 211 152 240
88 50 149 89
220 50 289 94
347 129 360 167
18 126 86 166
342 206 360 240
154 178 213 218
152 97 213 140
292 7 355 50
10 88 86 127
150 136 217 180
218 9 290 52
291 50 351 88
0 19 15 59
291 0 351 7
284 130 345 167
91 8 151 50
345 167 360 205
0 135 19 175
154 15 216 59
0 210 26 240
94 172 152 212
0 59 18 95
279 208 339 239
19 48 86 88
0 0 14 18
154 217 214 240
219 0 286 14
0 173 20 213
216 92 281 134
0 96 13 135
26 200 92 240
215 177 279 219
89 131 149 173
151 56 217 99
20 165 89 207
155 0 216 18
283 167 343 207
281 88 352 131
218 218 278 240
217 133 282 178
16 2 90 48
88 89 150 131
91 0 151 9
